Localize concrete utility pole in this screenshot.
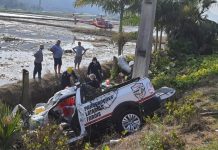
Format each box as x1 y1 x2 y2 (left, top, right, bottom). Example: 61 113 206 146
132 0 157 78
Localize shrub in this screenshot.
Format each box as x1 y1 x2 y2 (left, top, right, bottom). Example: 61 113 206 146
0 102 21 150
168 37 198 55
141 128 164 150
22 124 69 150
164 100 197 126
84 143 94 150
163 129 185 150
152 54 218 90
141 125 185 150
195 140 218 150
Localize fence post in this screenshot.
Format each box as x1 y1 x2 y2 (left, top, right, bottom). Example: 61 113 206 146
21 69 30 109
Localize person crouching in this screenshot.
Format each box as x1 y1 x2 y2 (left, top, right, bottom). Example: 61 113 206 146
87 74 100 89
61 67 78 89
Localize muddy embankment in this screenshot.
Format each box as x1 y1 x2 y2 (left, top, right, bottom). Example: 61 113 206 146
0 62 112 110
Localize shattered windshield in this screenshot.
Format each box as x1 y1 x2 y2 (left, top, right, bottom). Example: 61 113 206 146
46 92 63 109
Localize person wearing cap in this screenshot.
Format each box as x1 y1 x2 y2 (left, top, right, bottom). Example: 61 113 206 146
33 44 44 79
61 67 78 89
87 57 103 82
72 42 88 70
87 74 100 89
50 40 63 75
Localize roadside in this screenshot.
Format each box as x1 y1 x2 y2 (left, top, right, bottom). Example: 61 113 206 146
99 54 218 150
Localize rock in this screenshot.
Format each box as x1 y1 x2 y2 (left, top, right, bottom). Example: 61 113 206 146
65 50 73 53
8 58 13 61
0 74 5 78
93 43 107 47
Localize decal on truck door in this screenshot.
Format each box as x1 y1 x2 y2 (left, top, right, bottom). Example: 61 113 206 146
84 91 118 122
131 83 146 100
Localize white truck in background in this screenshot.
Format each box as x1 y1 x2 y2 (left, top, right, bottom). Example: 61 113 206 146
13 77 175 143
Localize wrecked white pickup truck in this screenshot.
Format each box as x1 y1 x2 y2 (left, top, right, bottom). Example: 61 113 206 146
13 77 175 143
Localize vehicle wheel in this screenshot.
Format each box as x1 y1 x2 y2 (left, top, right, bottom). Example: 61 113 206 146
115 109 141 133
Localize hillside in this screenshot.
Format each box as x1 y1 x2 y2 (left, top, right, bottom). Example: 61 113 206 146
87 54 218 150
112 75 218 150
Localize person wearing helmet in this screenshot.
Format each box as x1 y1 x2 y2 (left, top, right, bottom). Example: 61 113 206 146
61 67 78 89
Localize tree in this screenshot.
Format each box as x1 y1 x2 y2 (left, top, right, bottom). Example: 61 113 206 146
121 0 175 51
166 0 217 55
75 0 140 55
124 0 217 55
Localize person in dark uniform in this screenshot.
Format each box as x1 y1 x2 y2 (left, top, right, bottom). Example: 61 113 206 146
33 44 44 79
87 57 103 83
61 67 78 89
87 74 100 89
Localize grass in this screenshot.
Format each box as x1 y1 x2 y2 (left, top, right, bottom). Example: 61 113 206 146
152 54 218 90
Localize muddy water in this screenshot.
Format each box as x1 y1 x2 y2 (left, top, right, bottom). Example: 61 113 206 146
0 18 136 86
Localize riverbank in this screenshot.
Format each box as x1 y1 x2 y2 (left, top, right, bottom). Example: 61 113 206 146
0 12 136 86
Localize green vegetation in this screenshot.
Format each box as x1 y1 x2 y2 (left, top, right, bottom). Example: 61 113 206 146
152 54 218 90
0 102 21 150
166 0 218 55
141 125 185 150
0 0 218 149
195 140 218 150
75 0 140 55
164 100 197 126
22 124 69 150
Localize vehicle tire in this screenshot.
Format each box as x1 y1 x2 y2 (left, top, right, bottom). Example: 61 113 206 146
114 109 142 133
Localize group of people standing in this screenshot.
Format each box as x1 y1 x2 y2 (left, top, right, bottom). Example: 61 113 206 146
33 40 103 89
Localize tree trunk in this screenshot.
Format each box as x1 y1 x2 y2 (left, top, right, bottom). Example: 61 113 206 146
118 3 124 56
159 27 163 50
132 0 157 78
111 56 119 79
155 27 159 51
